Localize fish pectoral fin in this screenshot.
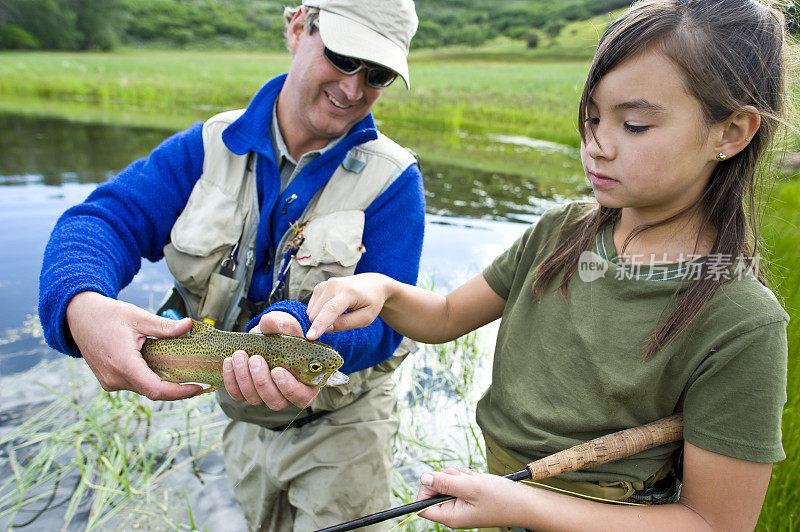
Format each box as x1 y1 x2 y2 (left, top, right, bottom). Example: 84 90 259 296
324 371 349 387
195 385 219 396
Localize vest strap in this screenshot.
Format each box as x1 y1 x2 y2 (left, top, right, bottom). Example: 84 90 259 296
265 407 332 432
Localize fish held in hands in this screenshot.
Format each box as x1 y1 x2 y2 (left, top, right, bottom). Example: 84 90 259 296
141 319 349 393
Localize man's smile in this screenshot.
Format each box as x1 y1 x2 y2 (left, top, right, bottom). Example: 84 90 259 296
325 91 352 109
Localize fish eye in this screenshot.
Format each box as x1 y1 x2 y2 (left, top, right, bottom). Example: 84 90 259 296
309 361 323 372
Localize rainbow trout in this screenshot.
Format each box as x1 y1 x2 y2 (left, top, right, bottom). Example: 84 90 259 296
141 319 349 390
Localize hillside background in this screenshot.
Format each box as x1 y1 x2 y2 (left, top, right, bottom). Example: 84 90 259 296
9 0 792 53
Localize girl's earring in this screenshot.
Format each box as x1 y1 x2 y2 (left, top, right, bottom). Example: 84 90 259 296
716 153 727 161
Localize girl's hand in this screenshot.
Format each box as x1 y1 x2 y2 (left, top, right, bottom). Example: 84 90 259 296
308 272 504 345
306 273 392 340
417 468 526 529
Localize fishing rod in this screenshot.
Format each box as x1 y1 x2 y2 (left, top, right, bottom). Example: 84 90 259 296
315 413 684 532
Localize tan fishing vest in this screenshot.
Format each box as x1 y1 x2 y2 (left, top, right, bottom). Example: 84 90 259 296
161 109 418 426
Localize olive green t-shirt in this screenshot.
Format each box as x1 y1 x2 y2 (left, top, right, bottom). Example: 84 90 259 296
478 202 788 483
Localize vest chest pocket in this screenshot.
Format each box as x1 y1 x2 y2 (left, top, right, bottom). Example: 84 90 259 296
288 210 366 304
163 178 248 297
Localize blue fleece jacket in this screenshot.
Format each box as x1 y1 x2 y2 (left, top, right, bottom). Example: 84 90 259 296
39 73 425 375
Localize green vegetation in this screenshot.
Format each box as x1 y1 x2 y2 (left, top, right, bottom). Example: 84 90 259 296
0 0 286 50
2 0 798 52
0 0 128 50
759 179 800 528
0 0 631 51
122 0 286 49
412 0 629 50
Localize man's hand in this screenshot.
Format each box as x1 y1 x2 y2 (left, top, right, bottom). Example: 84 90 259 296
222 311 321 410
66 291 204 401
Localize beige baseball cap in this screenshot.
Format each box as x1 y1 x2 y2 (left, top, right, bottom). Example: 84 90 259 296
302 0 418 89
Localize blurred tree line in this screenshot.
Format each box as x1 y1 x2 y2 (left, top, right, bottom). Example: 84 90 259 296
0 0 286 50
0 0 796 51
413 0 631 48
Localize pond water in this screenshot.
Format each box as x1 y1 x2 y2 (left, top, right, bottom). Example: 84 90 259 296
0 112 566 376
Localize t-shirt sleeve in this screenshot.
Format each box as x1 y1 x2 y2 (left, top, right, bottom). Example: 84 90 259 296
683 320 788 463
483 227 531 299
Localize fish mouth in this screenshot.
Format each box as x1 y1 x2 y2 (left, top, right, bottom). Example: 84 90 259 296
322 370 349 387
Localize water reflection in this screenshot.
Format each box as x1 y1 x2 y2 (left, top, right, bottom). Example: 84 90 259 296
0 114 170 184
423 161 558 222
0 113 569 221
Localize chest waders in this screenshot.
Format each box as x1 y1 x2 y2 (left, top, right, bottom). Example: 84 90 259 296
159 109 418 427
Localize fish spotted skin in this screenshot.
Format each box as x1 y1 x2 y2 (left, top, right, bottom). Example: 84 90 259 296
141 319 348 388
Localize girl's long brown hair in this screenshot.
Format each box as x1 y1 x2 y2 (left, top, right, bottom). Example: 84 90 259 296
533 0 790 359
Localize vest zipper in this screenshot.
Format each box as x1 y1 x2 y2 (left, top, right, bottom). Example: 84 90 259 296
282 194 298 214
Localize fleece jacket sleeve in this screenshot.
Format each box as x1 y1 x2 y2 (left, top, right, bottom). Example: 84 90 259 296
38 122 206 357
247 163 425 374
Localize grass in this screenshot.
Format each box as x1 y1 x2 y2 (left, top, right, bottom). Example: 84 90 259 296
391 330 492 531
0 49 288 128
0 360 227 530
757 176 800 529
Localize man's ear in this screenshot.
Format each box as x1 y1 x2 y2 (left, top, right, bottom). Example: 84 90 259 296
287 6 307 54
712 105 761 161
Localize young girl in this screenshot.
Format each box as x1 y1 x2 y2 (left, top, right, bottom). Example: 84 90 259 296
305 0 790 529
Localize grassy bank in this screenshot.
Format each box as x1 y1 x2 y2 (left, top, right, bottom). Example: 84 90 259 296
0 48 588 145
0 47 798 529
759 178 800 528
0 48 590 197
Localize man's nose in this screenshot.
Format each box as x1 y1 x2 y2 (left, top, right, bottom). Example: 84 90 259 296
339 70 365 101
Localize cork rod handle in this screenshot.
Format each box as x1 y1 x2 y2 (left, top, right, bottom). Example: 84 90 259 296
526 413 684 481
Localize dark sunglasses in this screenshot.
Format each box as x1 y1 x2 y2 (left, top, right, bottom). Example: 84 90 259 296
322 46 398 89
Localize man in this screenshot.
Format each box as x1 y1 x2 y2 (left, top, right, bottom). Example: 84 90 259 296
38 1 423 529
